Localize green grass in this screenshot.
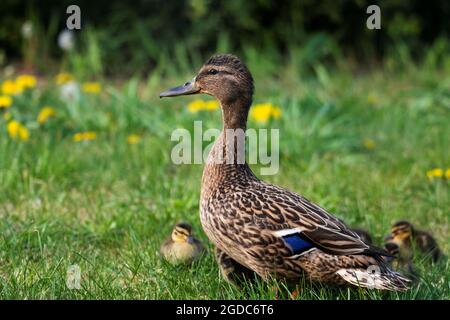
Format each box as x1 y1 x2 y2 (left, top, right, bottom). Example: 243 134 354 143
0 59 449 299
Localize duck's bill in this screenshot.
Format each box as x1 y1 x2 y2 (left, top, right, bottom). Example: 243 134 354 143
159 78 200 98
383 234 393 241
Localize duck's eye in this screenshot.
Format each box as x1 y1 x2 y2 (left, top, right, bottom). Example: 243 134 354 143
208 69 218 75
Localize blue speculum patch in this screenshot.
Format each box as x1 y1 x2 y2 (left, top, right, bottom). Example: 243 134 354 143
282 233 315 254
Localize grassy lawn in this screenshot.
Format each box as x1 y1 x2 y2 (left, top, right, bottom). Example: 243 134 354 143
0 60 449 299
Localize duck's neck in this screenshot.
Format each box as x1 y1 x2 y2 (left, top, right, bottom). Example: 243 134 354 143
201 98 256 191
222 98 250 131
218 97 251 164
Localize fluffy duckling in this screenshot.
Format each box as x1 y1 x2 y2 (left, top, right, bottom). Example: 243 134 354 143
160 223 205 265
390 220 442 263
384 234 416 276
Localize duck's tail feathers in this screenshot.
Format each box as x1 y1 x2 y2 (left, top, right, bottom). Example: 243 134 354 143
336 268 411 291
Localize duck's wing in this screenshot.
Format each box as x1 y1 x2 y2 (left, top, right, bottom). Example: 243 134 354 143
248 183 385 257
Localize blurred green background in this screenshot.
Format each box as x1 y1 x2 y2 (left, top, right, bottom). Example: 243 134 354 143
1 0 449 76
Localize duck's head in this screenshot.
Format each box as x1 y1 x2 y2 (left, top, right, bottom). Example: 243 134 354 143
391 220 414 243
171 222 194 244
160 54 253 103
160 54 254 127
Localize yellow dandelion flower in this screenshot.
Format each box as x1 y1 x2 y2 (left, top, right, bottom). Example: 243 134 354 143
0 95 13 108
204 100 219 111
187 99 219 113
7 120 29 141
82 82 102 94
73 133 83 142
1 80 22 95
271 106 282 119
19 126 30 141
426 168 443 180
7 121 19 137
187 99 205 113
84 132 97 140
55 72 74 85
73 131 97 142
16 74 37 90
250 103 282 124
362 138 376 150
250 104 271 123
445 169 450 180
37 106 56 124
127 134 141 145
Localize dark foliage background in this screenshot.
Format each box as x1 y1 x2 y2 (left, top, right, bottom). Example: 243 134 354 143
0 0 449 74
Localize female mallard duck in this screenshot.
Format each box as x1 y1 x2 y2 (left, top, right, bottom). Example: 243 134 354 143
160 222 205 265
387 221 442 264
160 54 409 291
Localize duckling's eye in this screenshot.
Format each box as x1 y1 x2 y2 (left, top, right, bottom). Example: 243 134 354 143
208 69 218 75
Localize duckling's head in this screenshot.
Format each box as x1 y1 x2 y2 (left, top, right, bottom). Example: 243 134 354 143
171 222 194 244
384 241 400 256
160 54 254 124
391 220 414 243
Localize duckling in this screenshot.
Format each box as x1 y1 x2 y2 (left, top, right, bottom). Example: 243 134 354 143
389 221 442 263
383 235 400 258
160 223 205 265
384 234 416 277
160 54 410 291
350 228 373 245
